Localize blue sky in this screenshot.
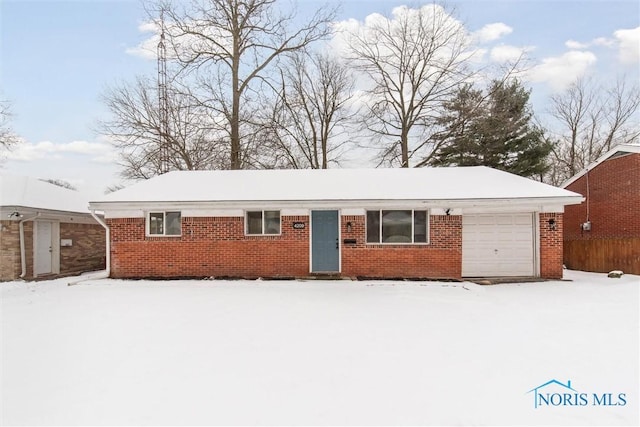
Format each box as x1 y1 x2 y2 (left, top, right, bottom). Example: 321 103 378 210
1 0 639 196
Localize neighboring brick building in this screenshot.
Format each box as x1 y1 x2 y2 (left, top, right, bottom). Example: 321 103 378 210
90 167 582 280
0 175 106 281
562 144 640 275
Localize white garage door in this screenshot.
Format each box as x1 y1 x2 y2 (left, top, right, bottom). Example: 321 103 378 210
462 214 535 277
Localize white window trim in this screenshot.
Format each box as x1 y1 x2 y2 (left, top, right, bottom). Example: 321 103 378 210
366 209 430 245
245 210 282 236
147 211 182 237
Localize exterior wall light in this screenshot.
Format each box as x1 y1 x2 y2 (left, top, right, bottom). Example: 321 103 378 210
346 221 352 232
548 218 557 231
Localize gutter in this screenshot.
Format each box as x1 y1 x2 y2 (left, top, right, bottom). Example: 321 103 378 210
90 209 110 278
19 213 40 279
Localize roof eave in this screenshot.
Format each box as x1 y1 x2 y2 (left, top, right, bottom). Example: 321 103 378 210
89 196 584 212
0 205 94 217
562 143 640 188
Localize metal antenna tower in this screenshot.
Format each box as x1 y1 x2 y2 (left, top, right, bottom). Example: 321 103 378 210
157 10 170 174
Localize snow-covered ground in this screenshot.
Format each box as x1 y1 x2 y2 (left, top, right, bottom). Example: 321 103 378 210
1 270 638 426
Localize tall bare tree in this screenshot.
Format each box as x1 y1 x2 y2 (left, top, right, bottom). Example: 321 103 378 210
547 77 640 185
257 51 355 169
156 0 336 169
100 76 228 180
345 4 475 167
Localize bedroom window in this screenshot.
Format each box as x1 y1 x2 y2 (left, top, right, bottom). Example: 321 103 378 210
366 210 428 244
148 211 181 236
246 210 281 235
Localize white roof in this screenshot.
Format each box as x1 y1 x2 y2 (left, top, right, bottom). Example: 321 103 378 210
562 143 640 188
91 166 581 207
0 175 91 214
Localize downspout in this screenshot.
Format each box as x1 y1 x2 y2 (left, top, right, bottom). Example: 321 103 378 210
90 209 110 278
19 213 40 279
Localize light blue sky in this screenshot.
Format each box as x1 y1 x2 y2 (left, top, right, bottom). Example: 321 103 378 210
1 0 639 196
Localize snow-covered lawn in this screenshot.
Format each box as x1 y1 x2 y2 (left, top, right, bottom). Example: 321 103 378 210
1 270 638 426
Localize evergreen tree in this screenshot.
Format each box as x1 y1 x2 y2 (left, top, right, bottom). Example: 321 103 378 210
429 83 484 167
430 79 552 178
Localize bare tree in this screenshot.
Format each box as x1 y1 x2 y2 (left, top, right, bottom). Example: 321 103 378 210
156 0 337 169
40 179 78 191
548 77 640 185
0 98 19 158
105 184 125 194
345 4 475 167
99 76 228 180
257 51 355 169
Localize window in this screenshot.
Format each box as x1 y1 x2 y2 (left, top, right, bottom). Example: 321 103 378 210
246 210 281 235
148 211 181 236
366 210 428 244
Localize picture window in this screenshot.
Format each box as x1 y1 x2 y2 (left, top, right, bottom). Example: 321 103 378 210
366 210 428 244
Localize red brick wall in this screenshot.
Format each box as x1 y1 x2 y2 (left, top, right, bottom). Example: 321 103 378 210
539 213 563 279
108 214 463 279
564 153 640 240
108 212 563 280
108 216 310 278
341 215 462 279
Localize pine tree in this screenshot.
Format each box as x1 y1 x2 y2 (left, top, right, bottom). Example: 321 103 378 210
430 79 552 178
429 83 485 167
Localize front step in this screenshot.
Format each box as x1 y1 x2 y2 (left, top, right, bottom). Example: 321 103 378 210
307 273 348 280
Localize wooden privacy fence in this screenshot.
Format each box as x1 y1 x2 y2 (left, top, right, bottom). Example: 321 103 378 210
564 238 640 275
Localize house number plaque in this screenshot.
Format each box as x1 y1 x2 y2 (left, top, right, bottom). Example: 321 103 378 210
292 222 305 229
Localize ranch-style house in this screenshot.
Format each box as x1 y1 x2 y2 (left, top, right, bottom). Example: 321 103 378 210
89 167 583 280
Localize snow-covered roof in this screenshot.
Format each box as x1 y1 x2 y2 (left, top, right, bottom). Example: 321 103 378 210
0 175 91 214
91 166 582 208
562 143 640 188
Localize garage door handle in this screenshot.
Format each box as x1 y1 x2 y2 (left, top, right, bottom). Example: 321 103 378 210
494 249 498 254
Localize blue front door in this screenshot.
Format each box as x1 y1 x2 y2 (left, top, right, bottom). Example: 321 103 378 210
311 210 340 272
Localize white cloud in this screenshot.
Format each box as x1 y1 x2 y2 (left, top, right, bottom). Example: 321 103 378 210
526 51 597 91
614 26 640 64
125 22 159 60
560 27 638 65
468 48 488 63
125 21 166 60
489 44 532 63
565 39 588 49
5 139 116 163
592 37 615 47
331 4 470 61
473 22 513 43
138 21 158 33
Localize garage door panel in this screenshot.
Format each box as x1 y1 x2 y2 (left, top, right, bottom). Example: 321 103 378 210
462 214 535 277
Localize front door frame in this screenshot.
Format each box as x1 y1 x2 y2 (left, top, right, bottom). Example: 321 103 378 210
33 220 60 277
310 210 341 273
